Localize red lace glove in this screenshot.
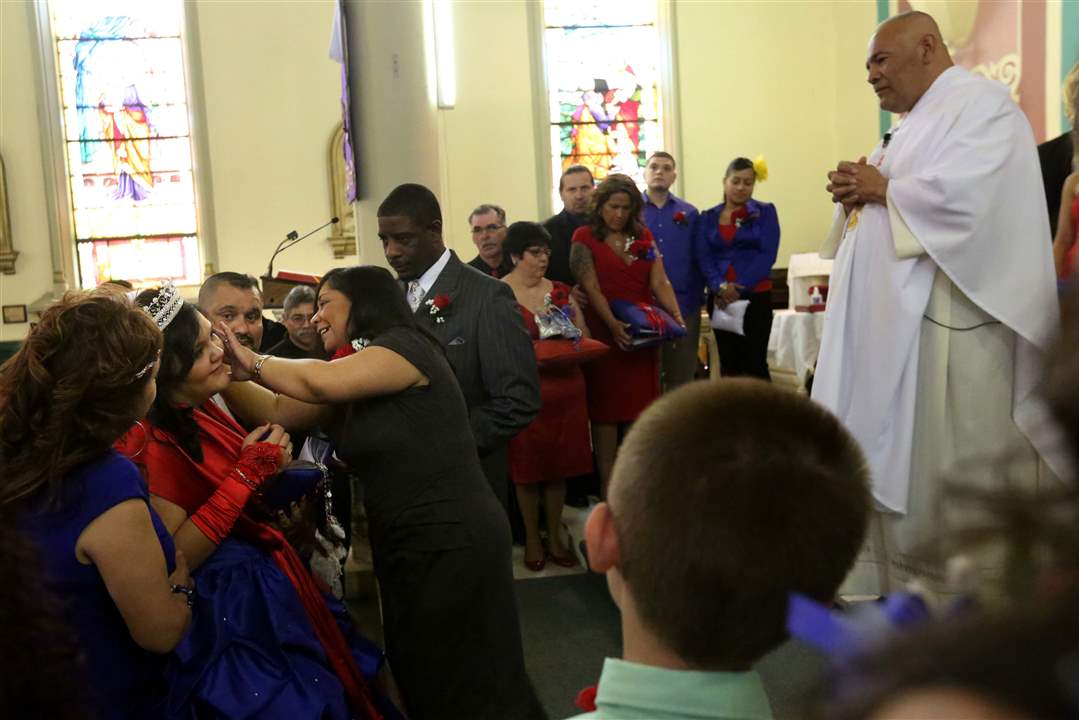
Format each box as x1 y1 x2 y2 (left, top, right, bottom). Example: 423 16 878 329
190 443 284 545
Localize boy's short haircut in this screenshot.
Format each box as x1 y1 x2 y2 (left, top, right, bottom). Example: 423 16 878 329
611 379 871 669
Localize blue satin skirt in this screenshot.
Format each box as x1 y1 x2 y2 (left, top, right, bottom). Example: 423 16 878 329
164 537 390 719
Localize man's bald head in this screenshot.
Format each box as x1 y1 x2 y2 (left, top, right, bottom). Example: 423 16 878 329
866 10 954 113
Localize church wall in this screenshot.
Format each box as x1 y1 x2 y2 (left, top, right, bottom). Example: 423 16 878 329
674 0 879 269
5 1 1066 343
193 0 342 280
0 0 62 342
437 0 543 258
345 0 442 266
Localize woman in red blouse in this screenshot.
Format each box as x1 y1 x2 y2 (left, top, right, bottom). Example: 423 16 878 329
570 174 685 497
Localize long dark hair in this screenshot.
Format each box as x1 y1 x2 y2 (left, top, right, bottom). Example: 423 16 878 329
0 290 161 509
318 266 442 351
587 173 645 241
135 291 205 461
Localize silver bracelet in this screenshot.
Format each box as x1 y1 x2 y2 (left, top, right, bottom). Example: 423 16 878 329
233 468 259 491
252 354 270 379
170 583 195 607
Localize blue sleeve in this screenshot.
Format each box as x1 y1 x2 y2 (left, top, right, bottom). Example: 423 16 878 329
738 203 780 290
696 208 730 291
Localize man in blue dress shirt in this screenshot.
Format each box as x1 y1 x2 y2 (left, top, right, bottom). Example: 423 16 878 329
643 152 705 391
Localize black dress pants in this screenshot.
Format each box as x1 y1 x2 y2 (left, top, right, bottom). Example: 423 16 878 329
714 290 773 380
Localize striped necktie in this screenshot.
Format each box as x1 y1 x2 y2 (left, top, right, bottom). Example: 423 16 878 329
406 280 424 312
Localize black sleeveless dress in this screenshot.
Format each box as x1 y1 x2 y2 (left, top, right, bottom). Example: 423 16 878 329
329 327 543 719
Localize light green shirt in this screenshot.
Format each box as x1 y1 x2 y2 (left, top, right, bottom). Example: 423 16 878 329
566 658 773 720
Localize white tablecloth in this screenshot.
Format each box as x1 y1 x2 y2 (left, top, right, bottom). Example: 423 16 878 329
768 309 826 379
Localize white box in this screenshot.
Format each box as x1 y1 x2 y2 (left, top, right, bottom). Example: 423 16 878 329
787 252 833 312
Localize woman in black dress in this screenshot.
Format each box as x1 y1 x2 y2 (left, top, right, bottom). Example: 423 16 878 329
217 266 544 720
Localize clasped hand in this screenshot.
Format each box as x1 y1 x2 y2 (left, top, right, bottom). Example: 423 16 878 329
826 156 888 214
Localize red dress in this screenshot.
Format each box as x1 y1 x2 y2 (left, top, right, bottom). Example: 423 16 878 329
509 283 594 484
573 226 661 423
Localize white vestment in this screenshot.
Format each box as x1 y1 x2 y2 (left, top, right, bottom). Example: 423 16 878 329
812 66 1066 596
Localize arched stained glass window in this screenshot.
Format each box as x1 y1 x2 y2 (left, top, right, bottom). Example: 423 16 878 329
47 0 201 288
542 0 664 211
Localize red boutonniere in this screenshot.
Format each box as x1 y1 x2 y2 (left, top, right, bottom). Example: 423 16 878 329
575 685 598 712
425 294 452 324
672 210 687 226
623 236 656 262
331 338 369 360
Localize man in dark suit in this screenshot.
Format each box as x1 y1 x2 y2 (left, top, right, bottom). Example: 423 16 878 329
541 164 593 285
378 183 541 514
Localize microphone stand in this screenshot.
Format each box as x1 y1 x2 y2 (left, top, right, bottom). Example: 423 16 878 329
266 217 339 278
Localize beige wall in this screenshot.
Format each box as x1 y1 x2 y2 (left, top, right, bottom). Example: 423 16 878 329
193 0 341 278
0 0 884 342
675 0 879 268
0 1 60 342
437 0 542 258
346 0 441 266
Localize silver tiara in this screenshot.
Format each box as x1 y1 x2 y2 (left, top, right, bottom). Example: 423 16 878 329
142 282 185 329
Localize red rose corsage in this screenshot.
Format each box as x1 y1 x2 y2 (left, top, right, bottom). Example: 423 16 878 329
623 236 656 262
548 284 571 308
673 210 687 226
331 338 369 360
425 294 452 324
574 685 598 712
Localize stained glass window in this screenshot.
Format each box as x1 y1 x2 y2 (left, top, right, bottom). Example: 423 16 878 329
48 0 201 288
543 0 663 211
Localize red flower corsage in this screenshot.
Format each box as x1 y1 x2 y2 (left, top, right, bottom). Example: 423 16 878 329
548 284 571 308
673 210 687 226
575 685 598 712
425 294 452 324
331 338 369 360
623 236 656 262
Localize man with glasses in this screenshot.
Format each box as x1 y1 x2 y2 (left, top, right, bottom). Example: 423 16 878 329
466 203 511 278
268 285 324 360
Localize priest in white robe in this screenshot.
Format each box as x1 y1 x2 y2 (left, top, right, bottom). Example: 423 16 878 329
813 11 1064 597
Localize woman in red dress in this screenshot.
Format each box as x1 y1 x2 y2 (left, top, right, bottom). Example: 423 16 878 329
570 174 685 496
116 287 390 720
502 222 595 571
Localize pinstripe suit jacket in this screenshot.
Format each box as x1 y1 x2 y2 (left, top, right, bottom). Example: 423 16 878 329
414 251 541 500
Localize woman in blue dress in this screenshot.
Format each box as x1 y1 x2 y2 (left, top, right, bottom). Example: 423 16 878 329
0 289 192 720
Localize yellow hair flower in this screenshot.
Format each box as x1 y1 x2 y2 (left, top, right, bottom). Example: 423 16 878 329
752 155 769 182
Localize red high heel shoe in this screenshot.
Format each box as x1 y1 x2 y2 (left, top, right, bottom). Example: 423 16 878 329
524 555 546 572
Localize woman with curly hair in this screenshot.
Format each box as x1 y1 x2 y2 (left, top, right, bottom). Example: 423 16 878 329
569 173 684 497
0 289 191 720
116 285 392 719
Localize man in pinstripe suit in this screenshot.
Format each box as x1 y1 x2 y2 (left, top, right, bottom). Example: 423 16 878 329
378 183 541 514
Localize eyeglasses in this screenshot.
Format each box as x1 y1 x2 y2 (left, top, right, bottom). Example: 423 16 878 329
471 223 505 235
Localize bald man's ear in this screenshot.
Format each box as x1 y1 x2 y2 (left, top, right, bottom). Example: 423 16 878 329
918 33 938 63
585 502 622 574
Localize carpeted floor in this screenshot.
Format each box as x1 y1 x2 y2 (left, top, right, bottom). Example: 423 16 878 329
514 571 828 719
